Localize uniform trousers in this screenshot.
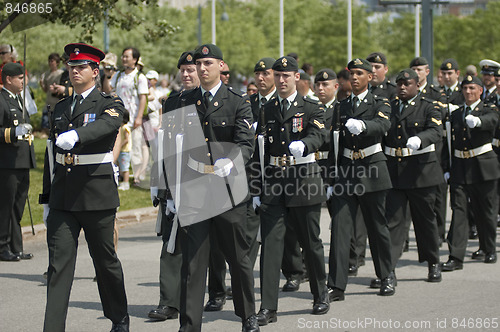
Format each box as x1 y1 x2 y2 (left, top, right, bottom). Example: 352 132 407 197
179 202 255 332
349 209 367 267
328 190 392 291
448 180 498 261
0 169 29 253
386 186 440 269
44 208 128 332
434 182 448 240
260 202 326 310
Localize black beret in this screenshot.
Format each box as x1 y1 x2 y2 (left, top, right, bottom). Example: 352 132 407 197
396 68 418 82
287 52 298 60
64 43 105 66
300 72 310 81
440 58 459 71
272 56 299 72
177 51 195 69
254 57 275 72
410 56 428 67
366 52 387 65
193 44 223 61
347 58 372 72
461 74 483 87
2 62 24 77
314 68 337 83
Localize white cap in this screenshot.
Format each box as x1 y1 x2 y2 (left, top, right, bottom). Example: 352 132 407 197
146 70 159 80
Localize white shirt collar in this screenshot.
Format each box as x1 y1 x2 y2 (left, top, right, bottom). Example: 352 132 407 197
259 87 276 102
324 97 336 108
465 99 481 111
419 82 428 92
279 91 298 105
2 87 18 99
201 80 222 99
353 89 369 102
447 81 458 92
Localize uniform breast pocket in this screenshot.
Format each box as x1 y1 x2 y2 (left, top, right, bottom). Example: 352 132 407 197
407 118 425 134
211 116 235 139
54 118 68 134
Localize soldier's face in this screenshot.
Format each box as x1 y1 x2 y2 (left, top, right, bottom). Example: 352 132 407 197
196 58 224 89
482 73 495 89
349 69 372 95
69 64 99 91
180 64 199 90
254 69 275 95
397 79 419 101
370 63 388 84
495 76 500 92
314 80 338 105
5 74 23 94
274 71 299 98
411 65 430 85
462 84 482 105
441 69 459 87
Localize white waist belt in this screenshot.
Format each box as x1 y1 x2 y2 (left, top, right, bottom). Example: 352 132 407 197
385 144 435 157
492 138 500 147
56 152 113 166
315 151 329 160
187 156 214 174
270 153 315 166
343 143 382 160
454 143 493 159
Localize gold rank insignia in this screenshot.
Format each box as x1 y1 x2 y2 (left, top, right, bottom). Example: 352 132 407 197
259 61 265 68
186 54 193 62
354 58 362 65
104 109 119 117
446 62 452 69
244 119 252 129
378 111 389 119
313 119 325 129
294 113 304 117
197 100 201 105
432 118 442 125
323 72 328 79
282 58 288 67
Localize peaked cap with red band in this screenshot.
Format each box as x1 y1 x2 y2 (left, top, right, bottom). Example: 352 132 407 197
64 43 105 66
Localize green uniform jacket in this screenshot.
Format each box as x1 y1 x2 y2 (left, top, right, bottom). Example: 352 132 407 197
370 78 397 101
40 88 124 211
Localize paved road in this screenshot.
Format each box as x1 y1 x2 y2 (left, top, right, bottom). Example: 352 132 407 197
1 206 499 331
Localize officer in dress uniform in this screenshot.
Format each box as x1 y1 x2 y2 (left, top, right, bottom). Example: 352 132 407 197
326 58 394 301
0 62 35 262
367 52 397 101
39 43 129 332
442 75 499 272
479 59 500 101
161 44 258 332
384 69 443 283
491 68 500 229
252 56 329 326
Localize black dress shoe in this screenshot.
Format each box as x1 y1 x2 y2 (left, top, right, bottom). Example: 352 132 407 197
379 273 395 296
204 297 225 312
148 305 178 320
282 278 300 292
312 295 330 315
14 252 33 260
328 287 345 302
484 253 497 264
370 278 381 289
110 315 129 332
472 249 485 260
348 265 358 276
469 225 478 239
427 263 442 282
256 309 277 326
0 250 20 262
441 257 463 271
243 314 260 332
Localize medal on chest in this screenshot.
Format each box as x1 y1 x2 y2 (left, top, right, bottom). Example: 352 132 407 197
292 117 303 133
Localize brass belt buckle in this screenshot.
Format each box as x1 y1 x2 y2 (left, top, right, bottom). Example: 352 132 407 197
352 151 360 160
64 153 74 166
315 151 320 160
281 157 288 167
396 147 403 157
463 150 471 159
204 165 214 173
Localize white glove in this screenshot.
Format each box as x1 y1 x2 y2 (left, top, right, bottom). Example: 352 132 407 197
444 172 450 182
289 140 305 158
406 136 422 150
252 196 261 211
326 186 334 199
448 104 459 112
166 199 177 214
150 186 158 205
465 114 481 128
43 204 50 224
56 130 79 150
213 158 234 177
345 118 365 135
15 123 33 136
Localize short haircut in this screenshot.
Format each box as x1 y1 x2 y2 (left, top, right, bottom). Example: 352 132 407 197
48 53 61 63
337 68 350 80
123 47 140 64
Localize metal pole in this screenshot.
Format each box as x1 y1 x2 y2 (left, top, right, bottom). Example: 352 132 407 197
212 0 216 44
421 0 433 83
104 10 109 53
198 5 202 45
415 4 420 57
280 0 284 57
347 0 352 62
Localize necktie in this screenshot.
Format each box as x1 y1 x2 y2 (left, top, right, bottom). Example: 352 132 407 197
72 94 82 115
260 97 266 107
203 91 211 109
464 106 472 122
400 101 407 113
446 88 451 97
281 99 288 114
352 96 359 113
16 95 23 109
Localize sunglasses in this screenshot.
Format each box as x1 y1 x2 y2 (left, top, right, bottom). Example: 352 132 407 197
221 71 230 76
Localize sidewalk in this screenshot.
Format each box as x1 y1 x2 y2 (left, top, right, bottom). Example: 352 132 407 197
2 206 499 332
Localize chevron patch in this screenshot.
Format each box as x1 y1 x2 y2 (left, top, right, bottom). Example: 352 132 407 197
431 118 442 125
378 111 389 120
313 119 325 129
104 108 120 117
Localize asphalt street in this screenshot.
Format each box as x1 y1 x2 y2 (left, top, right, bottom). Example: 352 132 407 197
1 206 499 332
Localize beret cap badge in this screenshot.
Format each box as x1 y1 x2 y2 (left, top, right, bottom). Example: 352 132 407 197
323 72 328 79
202 46 209 55
259 61 265 68
282 58 287 67
74 48 80 55
186 54 193 62
446 63 452 69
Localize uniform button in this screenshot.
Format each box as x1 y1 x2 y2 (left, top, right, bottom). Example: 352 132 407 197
282 167 286 171
464 147 468 150
205 138 208 142
207 153 211 157
398 158 402 162
351 134 354 137
281 128 285 131
463 128 466 131
68 124 73 128
463 138 466 141
67 168 71 172
268 128 271 131
205 121 208 125
398 136 401 139
282 141 285 145
222 121 226 125
397 125 401 128
353 145 356 149
415 122 418 126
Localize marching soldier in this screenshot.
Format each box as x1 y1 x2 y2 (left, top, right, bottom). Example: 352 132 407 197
326 58 394 301
479 59 500 101
384 69 443 283
442 75 499 271
40 43 129 332
252 56 329 326
0 62 35 262
367 52 397 101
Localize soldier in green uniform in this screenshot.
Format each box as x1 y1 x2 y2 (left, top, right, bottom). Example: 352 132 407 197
326 58 394 302
442 75 499 271
367 52 397 101
39 43 129 332
384 68 443 283
0 62 35 262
